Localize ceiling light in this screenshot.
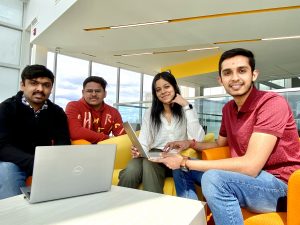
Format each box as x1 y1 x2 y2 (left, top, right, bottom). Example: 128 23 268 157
121 52 153 57
81 52 96 57
111 20 168 29
187 47 219 52
84 5 300 32
115 46 219 57
84 20 169 31
262 35 300 41
116 62 139 68
114 33 300 57
214 39 261 45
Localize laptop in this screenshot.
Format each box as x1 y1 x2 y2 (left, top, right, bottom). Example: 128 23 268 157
123 122 177 160
20 144 116 203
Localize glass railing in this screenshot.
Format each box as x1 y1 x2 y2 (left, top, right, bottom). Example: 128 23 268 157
115 87 300 137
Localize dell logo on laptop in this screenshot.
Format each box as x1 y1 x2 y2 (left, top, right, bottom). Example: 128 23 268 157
72 166 84 175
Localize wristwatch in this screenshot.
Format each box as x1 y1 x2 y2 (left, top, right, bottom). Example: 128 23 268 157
180 156 190 172
183 104 193 111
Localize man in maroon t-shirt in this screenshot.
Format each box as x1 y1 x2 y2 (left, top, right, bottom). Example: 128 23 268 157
156 48 300 225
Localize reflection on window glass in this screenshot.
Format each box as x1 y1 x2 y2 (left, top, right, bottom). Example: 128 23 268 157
204 86 226 96
44 50 203 126
92 62 117 106
143 74 153 101
0 26 21 65
119 69 141 102
271 79 285 88
259 83 271 91
53 54 89 110
180 85 195 98
0 0 23 27
0 66 19 102
199 96 229 137
119 69 141 123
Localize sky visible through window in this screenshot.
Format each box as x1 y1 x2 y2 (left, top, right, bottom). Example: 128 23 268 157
46 52 196 123
92 62 117 106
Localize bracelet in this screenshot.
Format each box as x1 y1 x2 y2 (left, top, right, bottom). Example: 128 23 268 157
189 139 196 149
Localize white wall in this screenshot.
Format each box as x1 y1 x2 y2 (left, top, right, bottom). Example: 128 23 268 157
24 0 77 42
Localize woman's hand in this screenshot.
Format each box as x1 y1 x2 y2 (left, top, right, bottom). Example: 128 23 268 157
131 145 141 158
171 93 189 107
163 140 191 152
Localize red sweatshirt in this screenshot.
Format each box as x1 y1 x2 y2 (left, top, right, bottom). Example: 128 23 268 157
66 98 125 143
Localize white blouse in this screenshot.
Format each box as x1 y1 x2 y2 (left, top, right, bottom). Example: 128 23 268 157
138 107 205 152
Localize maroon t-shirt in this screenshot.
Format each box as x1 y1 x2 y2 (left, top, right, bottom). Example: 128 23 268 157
219 87 300 183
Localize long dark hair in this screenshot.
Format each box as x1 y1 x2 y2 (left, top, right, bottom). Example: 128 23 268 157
150 71 184 136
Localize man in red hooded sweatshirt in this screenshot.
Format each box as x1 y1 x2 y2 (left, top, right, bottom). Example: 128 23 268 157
66 76 125 143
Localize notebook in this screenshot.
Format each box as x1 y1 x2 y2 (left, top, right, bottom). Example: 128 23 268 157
123 122 178 160
20 144 116 203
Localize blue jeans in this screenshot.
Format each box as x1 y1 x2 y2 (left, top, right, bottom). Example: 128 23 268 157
173 169 287 225
0 161 27 200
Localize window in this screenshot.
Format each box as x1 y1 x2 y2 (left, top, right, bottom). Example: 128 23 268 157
52 53 89 109
204 86 226 96
143 74 153 101
0 67 19 102
0 0 23 101
180 85 195 98
119 69 141 123
92 62 117 106
271 79 285 87
258 83 271 91
0 0 23 27
119 69 141 102
0 26 21 65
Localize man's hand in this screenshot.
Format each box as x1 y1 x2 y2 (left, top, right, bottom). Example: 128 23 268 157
130 145 141 158
163 140 191 152
154 153 183 170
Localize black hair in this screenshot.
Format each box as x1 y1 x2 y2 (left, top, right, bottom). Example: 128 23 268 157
83 76 107 90
218 48 255 76
21 65 55 84
150 71 183 136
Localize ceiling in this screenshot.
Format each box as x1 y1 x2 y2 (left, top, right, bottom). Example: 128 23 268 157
32 0 300 88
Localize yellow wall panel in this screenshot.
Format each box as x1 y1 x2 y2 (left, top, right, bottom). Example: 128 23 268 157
161 53 221 79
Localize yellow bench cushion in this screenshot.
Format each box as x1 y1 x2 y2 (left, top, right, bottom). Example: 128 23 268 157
73 132 215 197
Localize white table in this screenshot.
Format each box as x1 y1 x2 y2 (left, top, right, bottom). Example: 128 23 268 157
0 186 207 225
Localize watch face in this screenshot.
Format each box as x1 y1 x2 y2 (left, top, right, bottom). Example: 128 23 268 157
183 104 193 111
180 166 189 172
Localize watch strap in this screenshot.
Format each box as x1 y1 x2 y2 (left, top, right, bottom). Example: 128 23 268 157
183 104 193 111
180 156 190 172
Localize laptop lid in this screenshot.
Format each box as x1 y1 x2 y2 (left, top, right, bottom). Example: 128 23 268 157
123 122 151 158
22 144 116 203
123 121 166 160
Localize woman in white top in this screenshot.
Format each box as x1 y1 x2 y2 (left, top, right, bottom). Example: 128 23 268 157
118 71 205 193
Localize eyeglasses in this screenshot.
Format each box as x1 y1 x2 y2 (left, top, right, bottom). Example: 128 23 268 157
84 89 102 94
